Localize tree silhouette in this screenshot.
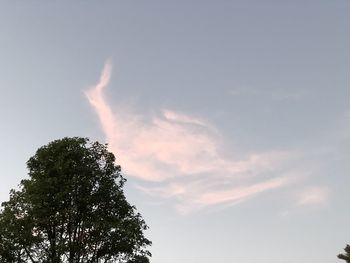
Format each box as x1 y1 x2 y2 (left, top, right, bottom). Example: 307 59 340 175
0 137 151 263
338 244 350 262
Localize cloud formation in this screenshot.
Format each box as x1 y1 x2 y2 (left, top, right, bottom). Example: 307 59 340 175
85 61 293 213
297 187 330 206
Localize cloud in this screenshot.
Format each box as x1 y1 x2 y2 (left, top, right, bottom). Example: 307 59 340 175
297 187 330 206
140 176 289 214
85 61 292 213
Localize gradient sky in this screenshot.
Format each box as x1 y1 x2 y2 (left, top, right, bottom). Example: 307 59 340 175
1 1 350 262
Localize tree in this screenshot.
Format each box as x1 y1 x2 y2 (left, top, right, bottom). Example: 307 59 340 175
339 244 350 262
0 137 151 263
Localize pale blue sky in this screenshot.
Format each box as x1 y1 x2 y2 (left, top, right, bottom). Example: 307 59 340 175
1 1 350 263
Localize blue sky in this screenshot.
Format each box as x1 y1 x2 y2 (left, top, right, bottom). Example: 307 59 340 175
1 1 350 262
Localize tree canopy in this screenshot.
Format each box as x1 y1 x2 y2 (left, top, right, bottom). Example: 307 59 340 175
0 137 151 263
338 244 350 262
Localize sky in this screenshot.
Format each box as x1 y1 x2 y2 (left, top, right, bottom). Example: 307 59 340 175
1 1 350 262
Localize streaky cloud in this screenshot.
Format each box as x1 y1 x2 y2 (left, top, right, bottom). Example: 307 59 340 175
297 187 330 206
85 61 293 213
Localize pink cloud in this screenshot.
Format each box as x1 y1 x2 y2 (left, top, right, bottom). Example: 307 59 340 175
85 61 291 213
297 187 330 206
139 177 289 214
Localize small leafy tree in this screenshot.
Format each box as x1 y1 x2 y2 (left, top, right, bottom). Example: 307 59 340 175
338 244 350 262
0 137 151 263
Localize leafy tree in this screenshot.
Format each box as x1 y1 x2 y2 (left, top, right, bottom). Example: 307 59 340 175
339 244 350 262
0 137 151 263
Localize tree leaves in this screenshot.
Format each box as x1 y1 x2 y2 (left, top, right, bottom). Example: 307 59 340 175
338 244 350 262
0 137 151 263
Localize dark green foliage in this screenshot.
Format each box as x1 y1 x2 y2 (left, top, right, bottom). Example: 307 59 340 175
0 137 151 263
339 245 350 262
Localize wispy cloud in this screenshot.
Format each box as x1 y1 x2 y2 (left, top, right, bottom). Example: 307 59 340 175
141 176 289 214
297 187 330 207
85 61 294 213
